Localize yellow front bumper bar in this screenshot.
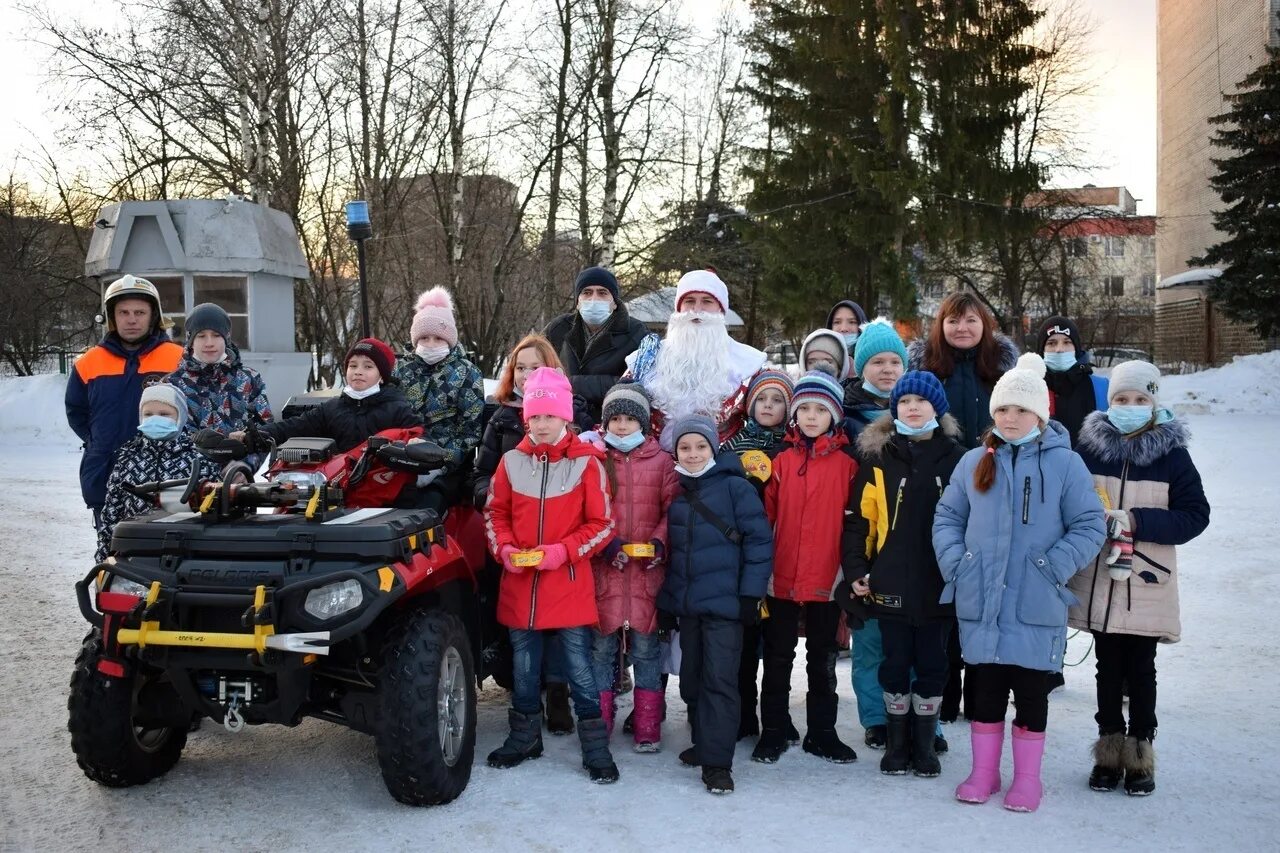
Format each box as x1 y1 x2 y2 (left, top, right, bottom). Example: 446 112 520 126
114 583 330 655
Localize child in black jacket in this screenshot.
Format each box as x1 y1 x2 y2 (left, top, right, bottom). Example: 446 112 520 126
842 370 965 778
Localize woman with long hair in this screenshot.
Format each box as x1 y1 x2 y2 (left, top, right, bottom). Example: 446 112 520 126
907 292 1020 451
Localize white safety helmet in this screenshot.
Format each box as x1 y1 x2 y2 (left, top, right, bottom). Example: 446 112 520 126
103 274 163 334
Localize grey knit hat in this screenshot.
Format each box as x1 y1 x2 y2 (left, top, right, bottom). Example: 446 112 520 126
602 382 652 433
671 414 718 450
186 302 232 341
139 382 189 432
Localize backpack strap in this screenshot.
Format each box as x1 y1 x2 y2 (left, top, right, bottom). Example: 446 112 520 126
684 490 742 544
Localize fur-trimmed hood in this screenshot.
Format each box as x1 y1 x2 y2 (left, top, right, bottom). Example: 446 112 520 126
906 333 1020 374
1077 411 1190 467
856 411 963 459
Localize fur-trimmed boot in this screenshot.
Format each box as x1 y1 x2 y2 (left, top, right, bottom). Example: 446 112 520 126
1003 726 1046 813
1089 731 1126 791
1122 735 1156 796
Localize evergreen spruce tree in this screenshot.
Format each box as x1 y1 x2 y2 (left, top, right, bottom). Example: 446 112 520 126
1191 24 1280 338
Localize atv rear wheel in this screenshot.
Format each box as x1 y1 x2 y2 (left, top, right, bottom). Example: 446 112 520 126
376 609 476 805
67 630 187 787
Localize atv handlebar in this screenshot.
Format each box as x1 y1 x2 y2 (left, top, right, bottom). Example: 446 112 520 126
371 438 450 474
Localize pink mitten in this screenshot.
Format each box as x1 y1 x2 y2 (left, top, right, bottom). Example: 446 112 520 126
498 545 524 573
536 543 569 571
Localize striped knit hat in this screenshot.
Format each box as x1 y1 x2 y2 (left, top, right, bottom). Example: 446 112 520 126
746 369 794 420
789 368 845 426
602 382 652 433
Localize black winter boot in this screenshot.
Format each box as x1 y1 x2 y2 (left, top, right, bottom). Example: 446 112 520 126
863 725 887 750
909 695 942 778
487 709 544 769
1122 735 1155 796
702 765 734 794
578 717 619 784
679 746 699 767
1089 732 1125 791
545 682 574 735
751 728 789 764
802 729 858 764
881 715 911 774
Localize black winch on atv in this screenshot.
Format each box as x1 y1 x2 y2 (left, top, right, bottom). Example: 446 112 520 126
69 428 498 806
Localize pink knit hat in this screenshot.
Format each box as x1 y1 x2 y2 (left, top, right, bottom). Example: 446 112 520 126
522 367 574 422
410 287 458 347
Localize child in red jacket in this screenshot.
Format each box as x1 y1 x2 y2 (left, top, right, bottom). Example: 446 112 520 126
755 368 860 765
484 367 619 783
590 383 679 751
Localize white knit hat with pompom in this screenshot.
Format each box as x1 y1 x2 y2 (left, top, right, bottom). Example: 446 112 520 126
410 287 458 348
989 352 1050 423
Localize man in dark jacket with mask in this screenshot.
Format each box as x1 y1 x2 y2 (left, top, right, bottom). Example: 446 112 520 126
544 266 649 424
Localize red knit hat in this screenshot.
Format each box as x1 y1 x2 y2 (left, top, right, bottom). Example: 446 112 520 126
346 337 396 381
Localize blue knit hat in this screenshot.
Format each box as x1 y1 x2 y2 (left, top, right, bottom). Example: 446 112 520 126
671 414 718 450
789 368 845 426
891 370 949 419
853 318 909 377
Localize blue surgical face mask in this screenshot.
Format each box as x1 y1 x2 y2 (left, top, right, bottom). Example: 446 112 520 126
862 379 891 399
894 417 938 437
1043 351 1077 372
841 331 859 350
138 415 179 440
1107 404 1155 435
579 299 613 327
605 430 645 452
993 425 1042 446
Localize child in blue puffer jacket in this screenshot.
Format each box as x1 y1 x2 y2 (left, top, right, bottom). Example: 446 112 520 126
933 353 1105 814
658 415 773 795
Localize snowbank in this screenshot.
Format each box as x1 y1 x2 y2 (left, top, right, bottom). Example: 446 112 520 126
1160 351 1279 416
0 373 81 446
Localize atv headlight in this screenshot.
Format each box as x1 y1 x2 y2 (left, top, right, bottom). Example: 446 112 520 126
275 470 327 489
107 576 149 598
304 579 363 620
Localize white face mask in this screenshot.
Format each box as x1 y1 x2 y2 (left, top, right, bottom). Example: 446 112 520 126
675 457 716 479
416 344 450 365
343 383 381 400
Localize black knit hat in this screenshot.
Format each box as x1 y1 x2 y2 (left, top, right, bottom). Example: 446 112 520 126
574 266 620 301
602 382 652 433
1036 315 1082 356
186 302 232 341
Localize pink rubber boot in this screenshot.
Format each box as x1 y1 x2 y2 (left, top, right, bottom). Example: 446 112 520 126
599 691 615 737
632 688 664 753
955 721 1005 804
1003 725 1046 812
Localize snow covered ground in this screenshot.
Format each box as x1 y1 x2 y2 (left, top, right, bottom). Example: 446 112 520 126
1 358 1277 851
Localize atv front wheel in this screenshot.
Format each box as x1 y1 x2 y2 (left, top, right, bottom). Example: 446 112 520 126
376 609 476 805
67 630 187 787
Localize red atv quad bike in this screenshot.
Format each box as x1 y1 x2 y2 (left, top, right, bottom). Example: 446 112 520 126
69 427 496 806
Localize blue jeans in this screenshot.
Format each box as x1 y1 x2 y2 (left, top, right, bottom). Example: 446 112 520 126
851 619 886 727
510 627 601 720
592 628 661 694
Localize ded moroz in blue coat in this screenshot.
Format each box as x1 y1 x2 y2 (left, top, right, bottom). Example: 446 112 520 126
932 420 1106 673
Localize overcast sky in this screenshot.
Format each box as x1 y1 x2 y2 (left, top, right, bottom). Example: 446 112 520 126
0 0 1157 212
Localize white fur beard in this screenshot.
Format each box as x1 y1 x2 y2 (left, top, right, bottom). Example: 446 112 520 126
646 311 737 420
